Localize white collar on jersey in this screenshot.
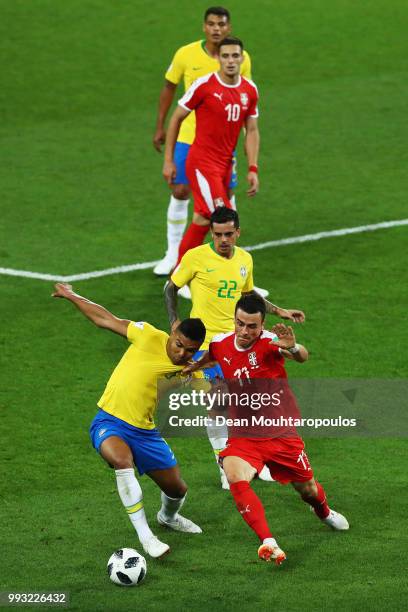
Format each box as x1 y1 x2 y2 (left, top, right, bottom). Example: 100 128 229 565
215 72 242 88
233 330 278 353
234 336 256 352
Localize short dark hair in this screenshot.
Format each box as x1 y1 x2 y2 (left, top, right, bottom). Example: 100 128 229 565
204 6 230 21
235 294 266 321
210 207 240 228
178 318 206 344
219 36 243 52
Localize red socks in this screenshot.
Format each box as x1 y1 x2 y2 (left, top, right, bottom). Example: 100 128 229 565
230 481 272 542
176 223 209 266
301 480 330 519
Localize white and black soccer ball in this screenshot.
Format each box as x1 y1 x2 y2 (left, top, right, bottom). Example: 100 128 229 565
107 548 147 586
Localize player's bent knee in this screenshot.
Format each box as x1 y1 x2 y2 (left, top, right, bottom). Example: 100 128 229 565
100 438 133 470
110 456 134 470
172 184 190 200
293 479 317 498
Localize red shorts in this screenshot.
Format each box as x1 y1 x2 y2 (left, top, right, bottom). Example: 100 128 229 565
186 155 234 219
219 437 314 484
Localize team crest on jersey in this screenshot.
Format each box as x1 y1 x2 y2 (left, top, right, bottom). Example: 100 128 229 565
240 266 247 278
214 197 224 208
248 351 257 366
240 93 249 106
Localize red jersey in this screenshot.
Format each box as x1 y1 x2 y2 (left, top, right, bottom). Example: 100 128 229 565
209 331 300 438
209 330 286 381
178 72 259 169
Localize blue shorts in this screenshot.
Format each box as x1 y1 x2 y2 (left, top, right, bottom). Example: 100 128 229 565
174 141 238 189
193 350 224 381
89 409 177 475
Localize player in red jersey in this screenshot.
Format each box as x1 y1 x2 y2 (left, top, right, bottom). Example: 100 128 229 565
163 36 259 266
185 294 349 565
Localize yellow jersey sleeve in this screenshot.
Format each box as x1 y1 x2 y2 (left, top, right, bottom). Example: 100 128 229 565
127 320 148 343
241 51 252 79
171 250 196 288
241 254 254 292
165 47 185 85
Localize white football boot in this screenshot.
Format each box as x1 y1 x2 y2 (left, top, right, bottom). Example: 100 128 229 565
141 535 170 558
219 467 230 490
259 465 274 482
157 512 202 533
253 286 269 298
323 509 349 530
258 538 286 565
153 251 177 276
177 285 192 300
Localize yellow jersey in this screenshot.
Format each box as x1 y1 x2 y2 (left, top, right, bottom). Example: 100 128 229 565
165 40 252 145
171 243 254 349
98 321 192 430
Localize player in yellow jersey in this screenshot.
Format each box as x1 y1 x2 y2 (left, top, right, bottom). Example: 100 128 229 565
164 207 305 488
152 6 251 275
52 282 205 558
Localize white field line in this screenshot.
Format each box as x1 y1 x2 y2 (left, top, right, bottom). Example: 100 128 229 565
1 218 407 283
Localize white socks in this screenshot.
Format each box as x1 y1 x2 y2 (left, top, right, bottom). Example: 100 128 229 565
115 468 153 544
159 491 186 521
167 196 189 257
206 418 228 466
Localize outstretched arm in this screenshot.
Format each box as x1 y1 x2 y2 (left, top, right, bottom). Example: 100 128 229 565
163 105 190 184
52 283 130 337
243 289 305 323
182 351 213 374
153 80 178 152
270 323 308 362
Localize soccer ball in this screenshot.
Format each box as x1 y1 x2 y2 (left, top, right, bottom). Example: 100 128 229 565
107 548 147 586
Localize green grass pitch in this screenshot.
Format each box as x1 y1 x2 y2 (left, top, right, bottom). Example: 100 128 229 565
1 0 407 610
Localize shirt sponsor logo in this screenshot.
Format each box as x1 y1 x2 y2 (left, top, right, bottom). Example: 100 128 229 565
98 428 107 437
213 92 223 101
240 266 247 278
223 357 232 365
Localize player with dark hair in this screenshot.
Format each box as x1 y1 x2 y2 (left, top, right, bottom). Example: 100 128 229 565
153 7 251 276
165 208 305 487
184 294 349 564
52 283 205 559
163 36 260 270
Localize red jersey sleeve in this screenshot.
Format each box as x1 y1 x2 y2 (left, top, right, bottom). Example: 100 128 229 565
248 90 259 118
208 341 217 362
178 74 211 111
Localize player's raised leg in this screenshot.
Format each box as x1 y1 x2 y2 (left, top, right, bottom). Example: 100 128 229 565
99 436 170 558
292 478 349 530
175 161 231 267
148 465 202 534
222 454 286 565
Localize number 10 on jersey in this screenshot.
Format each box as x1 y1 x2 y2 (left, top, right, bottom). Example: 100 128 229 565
225 103 240 121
